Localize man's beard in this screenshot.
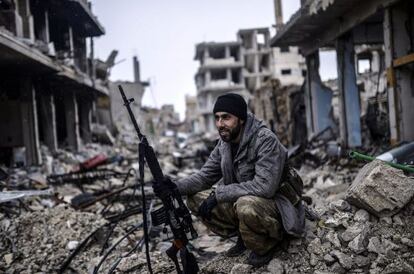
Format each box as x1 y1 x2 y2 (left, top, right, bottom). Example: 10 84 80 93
218 120 242 142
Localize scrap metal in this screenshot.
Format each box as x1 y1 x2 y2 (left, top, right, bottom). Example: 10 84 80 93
47 168 129 185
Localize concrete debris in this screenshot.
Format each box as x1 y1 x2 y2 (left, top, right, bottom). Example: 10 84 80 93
0 189 54 203
1 114 414 274
346 160 414 217
91 124 116 145
230 263 252 274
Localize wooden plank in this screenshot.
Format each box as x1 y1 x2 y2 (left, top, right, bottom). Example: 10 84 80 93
392 53 414 68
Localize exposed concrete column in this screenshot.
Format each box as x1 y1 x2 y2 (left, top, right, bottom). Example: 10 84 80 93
304 54 315 136
78 97 92 143
203 47 209 65
264 32 270 46
16 0 34 41
239 69 243 85
274 0 284 32
252 30 258 50
225 46 230 58
336 33 362 147
91 100 97 123
384 5 414 143
205 71 211 86
89 37 95 80
371 51 381 73
44 10 50 43
35 9 50 43
226 68 232 84
39 91 58 152
254 53 260 74
20 77 41 165
133 56 141 83
68 26 74 59
305 51 335 139
63 91 81 151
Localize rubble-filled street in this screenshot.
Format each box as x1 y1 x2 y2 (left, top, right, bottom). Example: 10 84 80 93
1 125 414 273
1 0 414 273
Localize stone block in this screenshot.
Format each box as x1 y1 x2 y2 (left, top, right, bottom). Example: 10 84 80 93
346 160 414 217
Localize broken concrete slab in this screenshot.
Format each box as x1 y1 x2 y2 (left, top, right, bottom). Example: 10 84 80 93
346 160 414 217
330 250 353 270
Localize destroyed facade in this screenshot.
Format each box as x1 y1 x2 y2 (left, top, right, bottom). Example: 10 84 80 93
0 0 109 166
193 25 306 134
271 0 414 147
194 41 248 132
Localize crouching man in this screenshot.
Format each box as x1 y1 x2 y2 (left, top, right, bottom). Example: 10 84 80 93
153 93 305 267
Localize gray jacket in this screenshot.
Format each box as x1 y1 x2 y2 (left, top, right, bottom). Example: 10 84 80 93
177 113 305 237
177 113 287 203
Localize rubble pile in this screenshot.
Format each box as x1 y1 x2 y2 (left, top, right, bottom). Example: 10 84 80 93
1 125 414 273
194 160 414 274
0 205 107 273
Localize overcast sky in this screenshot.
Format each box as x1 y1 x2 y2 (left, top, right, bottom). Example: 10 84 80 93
91 0 337 119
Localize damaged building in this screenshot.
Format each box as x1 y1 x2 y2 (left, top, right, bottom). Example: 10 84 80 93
194 25 306 134
0 0 109 166
237 28 272 95
245 2 307 146
194 41 249 132
270 0 414 147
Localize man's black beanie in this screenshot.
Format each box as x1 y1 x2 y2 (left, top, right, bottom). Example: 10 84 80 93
213 93 247 120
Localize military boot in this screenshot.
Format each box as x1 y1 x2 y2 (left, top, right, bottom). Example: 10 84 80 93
225 234 246 257
247 249 275 267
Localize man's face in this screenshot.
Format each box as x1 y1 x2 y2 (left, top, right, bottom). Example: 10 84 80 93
214 112 244 142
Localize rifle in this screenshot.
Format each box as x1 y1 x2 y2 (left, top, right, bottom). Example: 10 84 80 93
119 85 199 274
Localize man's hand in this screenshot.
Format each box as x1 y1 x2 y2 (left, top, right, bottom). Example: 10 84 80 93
198 191 218 220
152 177 177 198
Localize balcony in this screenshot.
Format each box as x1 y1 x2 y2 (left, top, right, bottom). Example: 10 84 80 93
199 57 243 72
199 80 245 94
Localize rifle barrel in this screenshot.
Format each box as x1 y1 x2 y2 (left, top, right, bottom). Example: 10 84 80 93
118 85 143 140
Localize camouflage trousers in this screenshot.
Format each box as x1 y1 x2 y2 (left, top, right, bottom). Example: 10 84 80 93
187 190 283 255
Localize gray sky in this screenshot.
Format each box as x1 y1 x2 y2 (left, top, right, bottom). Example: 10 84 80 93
91 0 337 119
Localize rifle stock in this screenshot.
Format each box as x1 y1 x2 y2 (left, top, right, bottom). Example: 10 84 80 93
119 85 199 274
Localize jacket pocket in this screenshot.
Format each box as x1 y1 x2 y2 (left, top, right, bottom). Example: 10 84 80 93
238 162 255 181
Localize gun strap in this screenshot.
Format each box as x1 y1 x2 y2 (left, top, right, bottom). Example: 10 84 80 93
139 143 153 274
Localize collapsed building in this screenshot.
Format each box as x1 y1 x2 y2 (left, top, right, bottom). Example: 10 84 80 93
270 0 414 148
0 0 110 167
253 79 307 147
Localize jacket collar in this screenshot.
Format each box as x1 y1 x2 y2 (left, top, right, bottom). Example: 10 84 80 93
220 113 265 162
